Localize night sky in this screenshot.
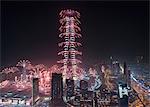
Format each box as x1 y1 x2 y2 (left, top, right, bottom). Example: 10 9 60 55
1 1 149 67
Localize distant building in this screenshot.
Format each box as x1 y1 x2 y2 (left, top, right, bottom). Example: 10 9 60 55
123 62 127 81
116 62 129 107
118 83 128 107
123 62 131 87
80 80 88 91
112 61 121 75
50 73 66 107
32 77 39 106
66 79 74 97
127 70 131 87
51 73 63 100
80 80 88 99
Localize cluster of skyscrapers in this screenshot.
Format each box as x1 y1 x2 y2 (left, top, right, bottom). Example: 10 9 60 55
0 9 149 107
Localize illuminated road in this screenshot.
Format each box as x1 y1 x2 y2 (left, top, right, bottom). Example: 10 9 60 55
131 74 150 107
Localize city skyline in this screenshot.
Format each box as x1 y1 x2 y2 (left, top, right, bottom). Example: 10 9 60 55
1 1 149 67
0 2 149 106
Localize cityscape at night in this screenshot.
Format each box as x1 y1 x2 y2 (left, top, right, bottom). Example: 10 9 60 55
1 1 149 107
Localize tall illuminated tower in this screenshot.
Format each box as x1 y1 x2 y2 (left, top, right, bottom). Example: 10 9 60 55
57 9 82 83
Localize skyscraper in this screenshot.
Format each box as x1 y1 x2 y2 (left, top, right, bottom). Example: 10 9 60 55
50 73 66 107
51 73 63 100
66 79 74 97
32 77 39 106
80 80 88 99
57 9 82 83
118 84 128 107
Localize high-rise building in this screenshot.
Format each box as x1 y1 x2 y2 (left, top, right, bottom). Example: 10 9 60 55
50 73 66 107
117 62 129 107
118 83 128 107
80 80 88 99
127 70 131 87
57 9 82 83
51 73 63 100
123 62 131 87
32 77 39 106
112 61 121 75
66 79 74 97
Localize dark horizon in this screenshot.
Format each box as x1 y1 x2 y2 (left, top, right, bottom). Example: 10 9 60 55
1 1 149 67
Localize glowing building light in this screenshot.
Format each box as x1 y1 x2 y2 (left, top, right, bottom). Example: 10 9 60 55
58 9 82 83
